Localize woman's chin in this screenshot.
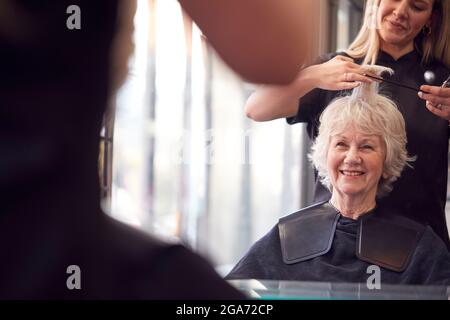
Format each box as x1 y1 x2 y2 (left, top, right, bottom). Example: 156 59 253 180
379 34 411 49
334 185 366 197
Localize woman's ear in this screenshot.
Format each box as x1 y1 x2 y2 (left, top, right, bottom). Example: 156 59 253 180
382 171 390 180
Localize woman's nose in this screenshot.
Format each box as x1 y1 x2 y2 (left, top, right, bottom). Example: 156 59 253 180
393 0 409 19
344 148 362 164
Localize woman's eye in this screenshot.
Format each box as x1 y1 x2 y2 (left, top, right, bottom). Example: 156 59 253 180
361 145 373 150
335 142 346 147
411 2 427 11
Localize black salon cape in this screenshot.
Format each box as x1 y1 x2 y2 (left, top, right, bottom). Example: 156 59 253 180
226 204 450 285
0 0 242 299
287 50 450 249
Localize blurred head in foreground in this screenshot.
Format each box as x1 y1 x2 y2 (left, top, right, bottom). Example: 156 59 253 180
0 0 243 299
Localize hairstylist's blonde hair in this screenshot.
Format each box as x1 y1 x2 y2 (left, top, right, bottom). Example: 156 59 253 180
346 0 450 68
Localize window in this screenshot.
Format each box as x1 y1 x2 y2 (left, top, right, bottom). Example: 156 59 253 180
106 0 309 272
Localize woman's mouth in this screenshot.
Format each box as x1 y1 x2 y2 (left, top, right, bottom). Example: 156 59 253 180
340 170 365 177
387 20 406 31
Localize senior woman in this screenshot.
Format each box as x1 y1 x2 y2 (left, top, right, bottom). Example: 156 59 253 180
227 66 450 285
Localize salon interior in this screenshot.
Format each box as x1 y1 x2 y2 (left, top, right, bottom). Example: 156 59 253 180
100 0 450 299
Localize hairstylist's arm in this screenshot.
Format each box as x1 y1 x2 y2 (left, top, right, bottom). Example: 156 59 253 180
245 56 376 121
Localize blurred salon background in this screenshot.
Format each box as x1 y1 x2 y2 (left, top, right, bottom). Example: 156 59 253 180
100 0 450 274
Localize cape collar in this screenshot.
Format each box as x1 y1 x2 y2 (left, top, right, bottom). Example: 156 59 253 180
278 201 425 272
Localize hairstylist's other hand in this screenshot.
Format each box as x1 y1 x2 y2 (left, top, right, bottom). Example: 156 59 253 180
419 85 450 120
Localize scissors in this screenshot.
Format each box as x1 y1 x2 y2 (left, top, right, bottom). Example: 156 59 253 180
365 72 450 110
435 74 450 110
363 74 419 92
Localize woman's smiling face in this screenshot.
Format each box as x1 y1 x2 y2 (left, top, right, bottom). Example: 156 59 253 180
377 0 434 50
327 126 386 200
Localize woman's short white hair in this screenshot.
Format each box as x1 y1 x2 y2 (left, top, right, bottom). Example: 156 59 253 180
309 66 415 197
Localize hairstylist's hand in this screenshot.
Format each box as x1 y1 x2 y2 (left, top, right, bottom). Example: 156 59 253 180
419 85 450 120
308 55 377 91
